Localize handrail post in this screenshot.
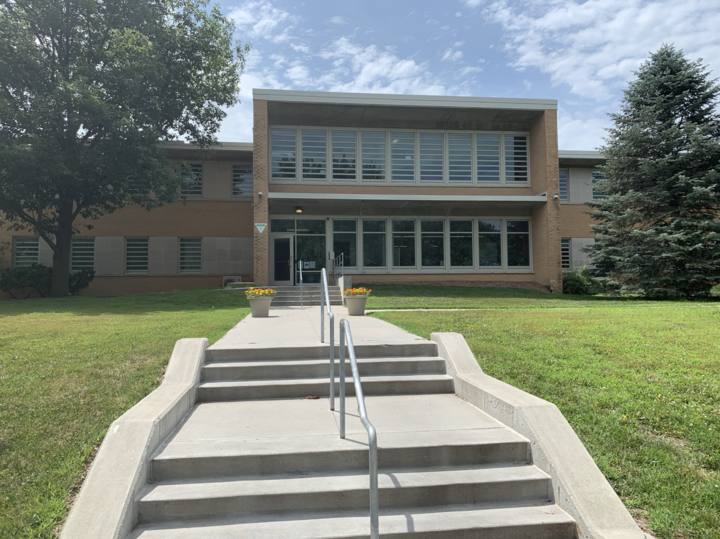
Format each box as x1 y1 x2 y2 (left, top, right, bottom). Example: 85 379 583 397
329 311 335 411
339 322 346 439
320 272 325 344
298 260 303 308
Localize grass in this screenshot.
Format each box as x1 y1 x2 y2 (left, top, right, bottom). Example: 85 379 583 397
363 285 720 539
0 289 250 538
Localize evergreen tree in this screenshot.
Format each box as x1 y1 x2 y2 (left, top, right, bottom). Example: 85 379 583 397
587 44 720 297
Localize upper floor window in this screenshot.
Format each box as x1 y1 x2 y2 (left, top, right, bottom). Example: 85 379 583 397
559 169 568 201
13 237 39 267
270 127 529 185
232 165 253 197
592 171 607 200
181 163 202 197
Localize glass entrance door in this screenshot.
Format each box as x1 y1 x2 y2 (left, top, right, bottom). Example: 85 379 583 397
272 235 293 285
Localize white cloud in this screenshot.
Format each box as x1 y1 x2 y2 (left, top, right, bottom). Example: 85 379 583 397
440 25 450 30
328 16 347 25
460 66 483 75
523 79 532 91
455 12 462 17
484 0 720 100
557 111 612 150
464 0 483 7
229 0 297 43
441 48 464 62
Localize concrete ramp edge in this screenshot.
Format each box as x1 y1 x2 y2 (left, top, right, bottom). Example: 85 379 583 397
60 338 209 539
431 332 653 539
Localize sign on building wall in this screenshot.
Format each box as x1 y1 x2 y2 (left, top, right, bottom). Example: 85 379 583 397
255 223 267 234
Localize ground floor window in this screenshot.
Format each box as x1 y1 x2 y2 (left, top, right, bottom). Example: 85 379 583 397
71 237 95 271
421 220 444 267
561 239 571 270
363 220 386 267
179 238 202 273
13 237 39 268
333 220 357 267
392 220 415 267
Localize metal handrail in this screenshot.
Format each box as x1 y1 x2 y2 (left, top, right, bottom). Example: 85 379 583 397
320 268 335 408
332 252 344 283
297 260 303 307
338 319 379 539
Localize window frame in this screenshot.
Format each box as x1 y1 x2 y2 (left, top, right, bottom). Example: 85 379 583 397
561 238 571 271
268 126 530 186
558 168 568 202
124 237 149 275
181 163 203 198
592 171 608 200
232 164 254 198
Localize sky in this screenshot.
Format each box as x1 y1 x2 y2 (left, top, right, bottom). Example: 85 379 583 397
215 0 720 151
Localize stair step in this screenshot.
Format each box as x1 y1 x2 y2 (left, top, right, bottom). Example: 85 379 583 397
206 342 438 362
151 429 531 482
131 503 576 538
137 465 552 524
198 374 454 401
271 301 343 307
201 357 447 381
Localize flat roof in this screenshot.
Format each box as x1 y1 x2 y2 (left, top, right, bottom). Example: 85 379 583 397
253 89 557 111
163 141 253 152
558 150 604 159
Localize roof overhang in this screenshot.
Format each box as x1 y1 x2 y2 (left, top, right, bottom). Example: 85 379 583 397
558 150 605 167
162 141 253 161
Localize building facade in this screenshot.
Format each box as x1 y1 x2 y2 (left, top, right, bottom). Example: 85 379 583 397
0 90 604 295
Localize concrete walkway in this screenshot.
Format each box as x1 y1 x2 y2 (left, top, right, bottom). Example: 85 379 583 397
211 306 429 351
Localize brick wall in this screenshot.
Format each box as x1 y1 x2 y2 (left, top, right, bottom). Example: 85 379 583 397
253 99 270 285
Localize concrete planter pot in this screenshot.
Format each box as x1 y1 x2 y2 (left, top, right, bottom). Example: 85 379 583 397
248 297 273 317
345 295 368 316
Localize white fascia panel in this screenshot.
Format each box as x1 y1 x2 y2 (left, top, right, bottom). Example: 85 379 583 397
267 192 547 203
254 89 557 111
558 150 604 159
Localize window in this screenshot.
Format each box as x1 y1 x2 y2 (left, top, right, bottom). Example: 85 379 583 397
476 135 501 182
421 220 444 267
507 221 530 267
271 219 295 233
271 129 297 179
13 237 39 267
592 171 607 200
179 238 202 273
478 220 502 266
125 238 149 273
361 132 386 181
561 239 571 270
390 133 415 182
504 135 528 182
559 169 568 202
232 165 253 197
181 164 202 196
363 220 386 267
333 220 357 267
450 221 473 267
301 130 327 180
392 220 415 267
419 133 444 182
296 220 325 234
332 131 356 181
448 134 472 182
71 237 94 271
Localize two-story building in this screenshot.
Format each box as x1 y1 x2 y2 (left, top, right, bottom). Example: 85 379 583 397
0 89 604 295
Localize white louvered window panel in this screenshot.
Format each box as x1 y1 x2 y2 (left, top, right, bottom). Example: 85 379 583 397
125 238 149 273
476 134 501 182
559 169 568 201
302 130 327 180
232 165 253 197
592 171 608 200
13 237 39 267
271 130 297 179
391 132 415 182
561 239 571 269
419 133 444 182
504 135 528 182
361 132 386 181
448 134 472 182
179 238 202 273
71 237 95 271
181 163 203 196
332 131 356 181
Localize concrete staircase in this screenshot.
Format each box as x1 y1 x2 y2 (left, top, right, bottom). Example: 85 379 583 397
271 285 343 307
130 341 578 538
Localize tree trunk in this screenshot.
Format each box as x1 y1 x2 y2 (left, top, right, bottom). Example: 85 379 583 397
50 202 74 297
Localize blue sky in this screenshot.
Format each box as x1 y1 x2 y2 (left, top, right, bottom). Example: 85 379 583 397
216 0 720 150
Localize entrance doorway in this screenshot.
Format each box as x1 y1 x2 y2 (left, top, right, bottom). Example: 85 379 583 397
271 235 293 286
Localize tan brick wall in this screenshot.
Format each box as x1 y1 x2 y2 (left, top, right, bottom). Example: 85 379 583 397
529 110 563 293
74 201 254 237
560 204 596 238
351 276 549 292
81 275 225 295
253 99 270 285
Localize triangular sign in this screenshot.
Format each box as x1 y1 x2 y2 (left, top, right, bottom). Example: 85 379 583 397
255 223 267 234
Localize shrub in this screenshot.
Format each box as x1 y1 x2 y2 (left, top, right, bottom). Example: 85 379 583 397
0 265 94 298
563 267 601 295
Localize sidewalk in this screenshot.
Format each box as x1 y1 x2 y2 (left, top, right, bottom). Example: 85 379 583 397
211 306 429 351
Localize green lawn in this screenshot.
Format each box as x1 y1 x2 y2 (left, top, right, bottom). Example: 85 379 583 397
0 289 250 538
364 285 720 539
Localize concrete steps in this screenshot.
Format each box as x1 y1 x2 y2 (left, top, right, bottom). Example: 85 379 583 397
271 285 343 307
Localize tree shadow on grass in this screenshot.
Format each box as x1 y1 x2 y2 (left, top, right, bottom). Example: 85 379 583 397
0 288 251 317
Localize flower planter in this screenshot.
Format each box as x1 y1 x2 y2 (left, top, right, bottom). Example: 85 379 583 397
248 297 273 317
345 295 368 316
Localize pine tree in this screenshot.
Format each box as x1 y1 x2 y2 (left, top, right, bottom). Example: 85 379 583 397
587 44 720 297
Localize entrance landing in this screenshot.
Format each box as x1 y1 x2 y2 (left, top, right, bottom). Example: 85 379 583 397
211 306 428 352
